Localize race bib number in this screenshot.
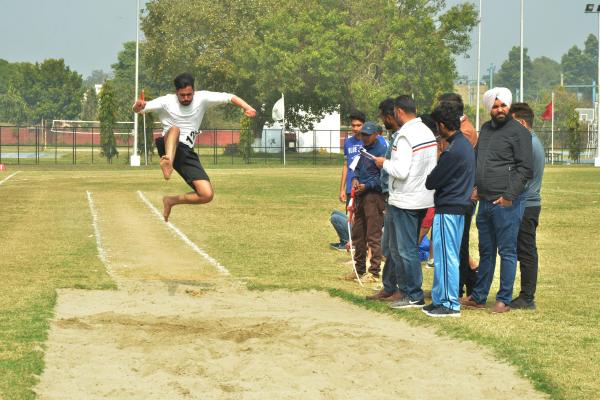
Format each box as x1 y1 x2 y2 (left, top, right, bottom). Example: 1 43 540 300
185 130 199 146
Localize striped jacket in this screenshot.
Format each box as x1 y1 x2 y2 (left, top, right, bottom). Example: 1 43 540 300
382 117 437 210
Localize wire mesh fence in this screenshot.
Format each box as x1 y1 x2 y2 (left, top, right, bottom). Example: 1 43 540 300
0 124 597 166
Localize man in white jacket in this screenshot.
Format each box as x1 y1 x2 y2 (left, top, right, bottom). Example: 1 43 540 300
375 95 437 308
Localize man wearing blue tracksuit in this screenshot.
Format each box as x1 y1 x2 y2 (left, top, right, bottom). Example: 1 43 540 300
423 102 476 317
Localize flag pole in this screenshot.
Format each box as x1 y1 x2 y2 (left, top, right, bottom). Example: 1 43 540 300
551 91 555 165
281 93 286 166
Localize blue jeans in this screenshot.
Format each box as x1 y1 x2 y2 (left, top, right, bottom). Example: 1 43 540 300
330 210 349 244
387 206 426 302
471 197 524 305
382 205 405 294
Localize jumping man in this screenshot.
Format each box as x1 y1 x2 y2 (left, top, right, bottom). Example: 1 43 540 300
133 73 256 221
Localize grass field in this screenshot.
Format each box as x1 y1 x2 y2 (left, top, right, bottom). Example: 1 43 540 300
0 165 598 399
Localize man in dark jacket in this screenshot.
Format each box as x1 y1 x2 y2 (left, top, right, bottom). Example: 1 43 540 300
462 87 533 313
422 102 476 317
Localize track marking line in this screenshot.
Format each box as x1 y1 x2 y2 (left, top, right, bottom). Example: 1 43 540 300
86 191 117 284
137 190 230 275
0 171 21 186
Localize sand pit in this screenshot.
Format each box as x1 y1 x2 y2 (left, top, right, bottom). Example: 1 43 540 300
35 192 546 399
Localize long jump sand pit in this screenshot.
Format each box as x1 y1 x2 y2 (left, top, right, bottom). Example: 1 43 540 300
35 191 546 399
36 283 545 399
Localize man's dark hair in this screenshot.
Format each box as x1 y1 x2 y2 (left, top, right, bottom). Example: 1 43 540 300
509 102 534 129
394 95 416 115
419 114 439 135
174 73 195 90
378 98 395 117
437 92 464 114
431 101 462 131
348 110 366 123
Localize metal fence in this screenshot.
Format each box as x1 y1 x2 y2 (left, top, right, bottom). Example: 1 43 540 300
0 124 597 166
0 124 348 166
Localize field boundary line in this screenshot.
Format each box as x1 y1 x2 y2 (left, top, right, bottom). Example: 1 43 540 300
137 190 230 275
0 171 21 186
86 191 117 284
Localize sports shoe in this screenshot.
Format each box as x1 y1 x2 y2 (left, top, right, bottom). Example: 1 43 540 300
422 302 439 312
342 271 363 281
330 242 347 251
510 297 536 310
426 259 435 269
423 305 461 318
389 298 425 309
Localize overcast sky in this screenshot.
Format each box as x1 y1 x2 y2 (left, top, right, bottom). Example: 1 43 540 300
0 0 597 82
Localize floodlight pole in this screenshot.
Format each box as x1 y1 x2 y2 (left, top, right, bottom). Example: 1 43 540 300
131 0 141 167
475 0 482 131
520 0 524 102
597 11 600 166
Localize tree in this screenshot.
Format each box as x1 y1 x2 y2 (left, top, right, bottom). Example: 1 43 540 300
494 46 533 98
98 81 119 163
566 110 583 163
531 57 561 96
561 34 597 101
11 59 84 123
81 87 98 121
0 86 28 124
141 0 477 132
84 70 112 88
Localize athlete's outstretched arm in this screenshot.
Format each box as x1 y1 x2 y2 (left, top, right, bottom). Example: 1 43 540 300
231 95 257 117
132 100 146 113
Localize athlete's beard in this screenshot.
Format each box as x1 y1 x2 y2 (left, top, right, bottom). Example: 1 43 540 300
179 100 192 106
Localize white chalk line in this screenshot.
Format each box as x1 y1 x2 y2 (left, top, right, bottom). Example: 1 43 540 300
86 191 118 284
136 191 230 275
0 171 21 186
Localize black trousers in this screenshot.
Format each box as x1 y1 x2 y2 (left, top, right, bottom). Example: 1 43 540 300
459 202 477 297
517 206 541 302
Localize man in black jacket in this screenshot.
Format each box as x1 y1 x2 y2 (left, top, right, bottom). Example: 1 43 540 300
422 102 476 317
462 87 533 313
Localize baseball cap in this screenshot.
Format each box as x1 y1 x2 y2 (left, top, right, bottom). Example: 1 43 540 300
360 121 381 135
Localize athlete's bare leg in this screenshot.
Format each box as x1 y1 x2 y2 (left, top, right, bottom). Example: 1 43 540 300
162 180 214 222
160 126 179 180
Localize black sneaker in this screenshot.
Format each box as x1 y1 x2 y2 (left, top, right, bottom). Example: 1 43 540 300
510 297 536 310
422 303 438 312
423 305 461 318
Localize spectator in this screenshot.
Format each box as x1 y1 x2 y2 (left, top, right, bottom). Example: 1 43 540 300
422 101 476 317
461 88 533 313
437 93 479 298
367 98 404 301
374 95 437 309
343 122 388 282
510 102 545 310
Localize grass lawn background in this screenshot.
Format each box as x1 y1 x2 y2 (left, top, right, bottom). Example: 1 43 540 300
0 165 598 399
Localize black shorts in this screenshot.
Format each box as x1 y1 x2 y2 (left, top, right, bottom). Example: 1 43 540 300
155 137 210 189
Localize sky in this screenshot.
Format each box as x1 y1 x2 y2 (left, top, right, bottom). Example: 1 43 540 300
0 0 597 81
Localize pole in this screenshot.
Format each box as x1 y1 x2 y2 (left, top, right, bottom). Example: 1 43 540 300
281 93 286 166
475 0 482 131
551 91 554 165
131 0 141 166
520 0 524 102
596 12 600 166
142 90 148 166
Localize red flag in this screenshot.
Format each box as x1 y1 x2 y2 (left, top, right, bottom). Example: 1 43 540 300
541 101 553 121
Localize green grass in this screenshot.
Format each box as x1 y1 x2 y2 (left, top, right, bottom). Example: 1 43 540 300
0 165 598 399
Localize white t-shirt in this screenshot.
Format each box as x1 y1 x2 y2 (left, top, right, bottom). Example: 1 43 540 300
143 90 233 147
